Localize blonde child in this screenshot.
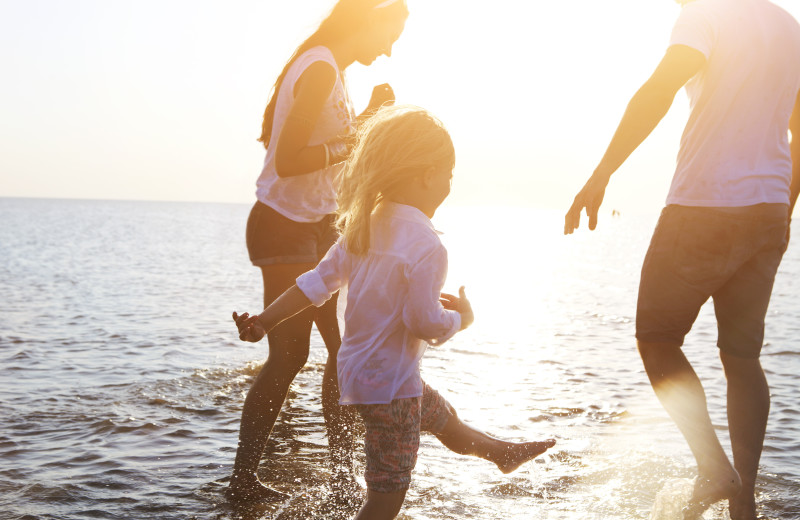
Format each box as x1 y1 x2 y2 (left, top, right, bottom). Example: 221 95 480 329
234 106 555 519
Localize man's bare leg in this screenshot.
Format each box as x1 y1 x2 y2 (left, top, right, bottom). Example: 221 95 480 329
638 341 741 517
720 352 770 520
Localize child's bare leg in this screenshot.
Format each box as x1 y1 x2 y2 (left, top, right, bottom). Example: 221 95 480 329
433 413 555 474
353 489 407 520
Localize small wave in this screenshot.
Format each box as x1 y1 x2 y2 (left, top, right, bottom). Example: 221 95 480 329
764 349 800 357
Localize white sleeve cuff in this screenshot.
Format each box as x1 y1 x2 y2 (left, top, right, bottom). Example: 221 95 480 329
296 270 332 307
429 311 461 346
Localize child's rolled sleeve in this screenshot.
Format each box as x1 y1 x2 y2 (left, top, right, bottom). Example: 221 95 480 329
296 241 346 307
296 270 331 307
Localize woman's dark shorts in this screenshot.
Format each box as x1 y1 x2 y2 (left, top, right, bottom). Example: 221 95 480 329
636 204 788 358
246 201 338 266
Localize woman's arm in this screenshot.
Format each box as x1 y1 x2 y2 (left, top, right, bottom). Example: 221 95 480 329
274 61 339 177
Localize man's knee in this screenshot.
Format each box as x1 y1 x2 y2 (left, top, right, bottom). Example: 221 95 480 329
720 351 764 378
637 340 683 360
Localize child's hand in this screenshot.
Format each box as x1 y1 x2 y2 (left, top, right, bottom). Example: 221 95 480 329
440 286 474 330
233 311 266 343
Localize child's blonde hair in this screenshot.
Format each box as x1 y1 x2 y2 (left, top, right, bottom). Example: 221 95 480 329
336 105 455 255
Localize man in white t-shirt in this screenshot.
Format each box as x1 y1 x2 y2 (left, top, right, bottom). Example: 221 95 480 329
564 0 800 518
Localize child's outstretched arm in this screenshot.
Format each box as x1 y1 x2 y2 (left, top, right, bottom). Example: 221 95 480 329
233 284 313 342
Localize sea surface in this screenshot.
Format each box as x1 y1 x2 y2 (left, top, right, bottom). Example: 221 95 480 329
0 197 798 520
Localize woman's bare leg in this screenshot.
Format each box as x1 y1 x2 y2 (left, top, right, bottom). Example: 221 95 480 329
314 296 357 473
227 263 316 502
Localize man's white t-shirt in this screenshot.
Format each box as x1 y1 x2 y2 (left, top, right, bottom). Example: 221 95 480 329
667 0 800 207
296 202 461 406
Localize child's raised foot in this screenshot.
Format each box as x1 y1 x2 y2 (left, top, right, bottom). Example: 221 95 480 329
495 438 556 474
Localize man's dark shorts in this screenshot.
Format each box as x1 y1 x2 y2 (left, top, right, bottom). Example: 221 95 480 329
245 201 338 266
637 204 788 358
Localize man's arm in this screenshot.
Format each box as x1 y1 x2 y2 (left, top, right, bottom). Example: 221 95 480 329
789 88 800 218
564 44 706 234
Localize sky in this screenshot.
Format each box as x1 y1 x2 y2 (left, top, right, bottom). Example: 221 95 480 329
2 0 799 213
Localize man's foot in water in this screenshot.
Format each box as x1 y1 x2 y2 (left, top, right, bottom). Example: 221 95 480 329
682 468 742 520
493 438 556 474
728 487 758 520
226 472 289 503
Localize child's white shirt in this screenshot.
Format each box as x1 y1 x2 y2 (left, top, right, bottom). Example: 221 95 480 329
296 202 461 405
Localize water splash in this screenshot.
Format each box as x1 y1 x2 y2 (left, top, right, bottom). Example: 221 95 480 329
649 478 732 520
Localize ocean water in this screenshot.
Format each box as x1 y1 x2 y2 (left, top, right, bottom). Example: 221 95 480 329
0 197 798 520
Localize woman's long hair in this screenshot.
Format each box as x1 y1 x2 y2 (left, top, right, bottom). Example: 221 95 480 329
336 105 455 255
258 0 408 149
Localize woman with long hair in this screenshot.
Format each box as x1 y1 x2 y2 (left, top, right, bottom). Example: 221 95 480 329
228 0 410 503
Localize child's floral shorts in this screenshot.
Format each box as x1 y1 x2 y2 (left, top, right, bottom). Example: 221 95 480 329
353 382 453 493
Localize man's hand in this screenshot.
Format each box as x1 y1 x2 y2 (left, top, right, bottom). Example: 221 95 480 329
233 311 266 343
440 286 474 330
564 172 611 234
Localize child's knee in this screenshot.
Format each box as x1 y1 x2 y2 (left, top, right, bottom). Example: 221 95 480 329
446 402 458 418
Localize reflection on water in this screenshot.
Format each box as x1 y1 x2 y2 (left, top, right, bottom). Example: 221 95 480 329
0 199 798 519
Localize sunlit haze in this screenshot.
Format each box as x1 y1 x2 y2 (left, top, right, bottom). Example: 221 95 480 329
2 0 799 213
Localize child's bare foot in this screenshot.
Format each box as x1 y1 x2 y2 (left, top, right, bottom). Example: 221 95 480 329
226 473 289 503
494 438 556 474
682 469 742 520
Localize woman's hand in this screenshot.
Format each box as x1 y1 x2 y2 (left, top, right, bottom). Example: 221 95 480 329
440 286 474 330
366 83 395 113
233 311 266 343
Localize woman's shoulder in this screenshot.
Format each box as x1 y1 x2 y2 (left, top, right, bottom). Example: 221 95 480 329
280 45 339 100
291 45 338 75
